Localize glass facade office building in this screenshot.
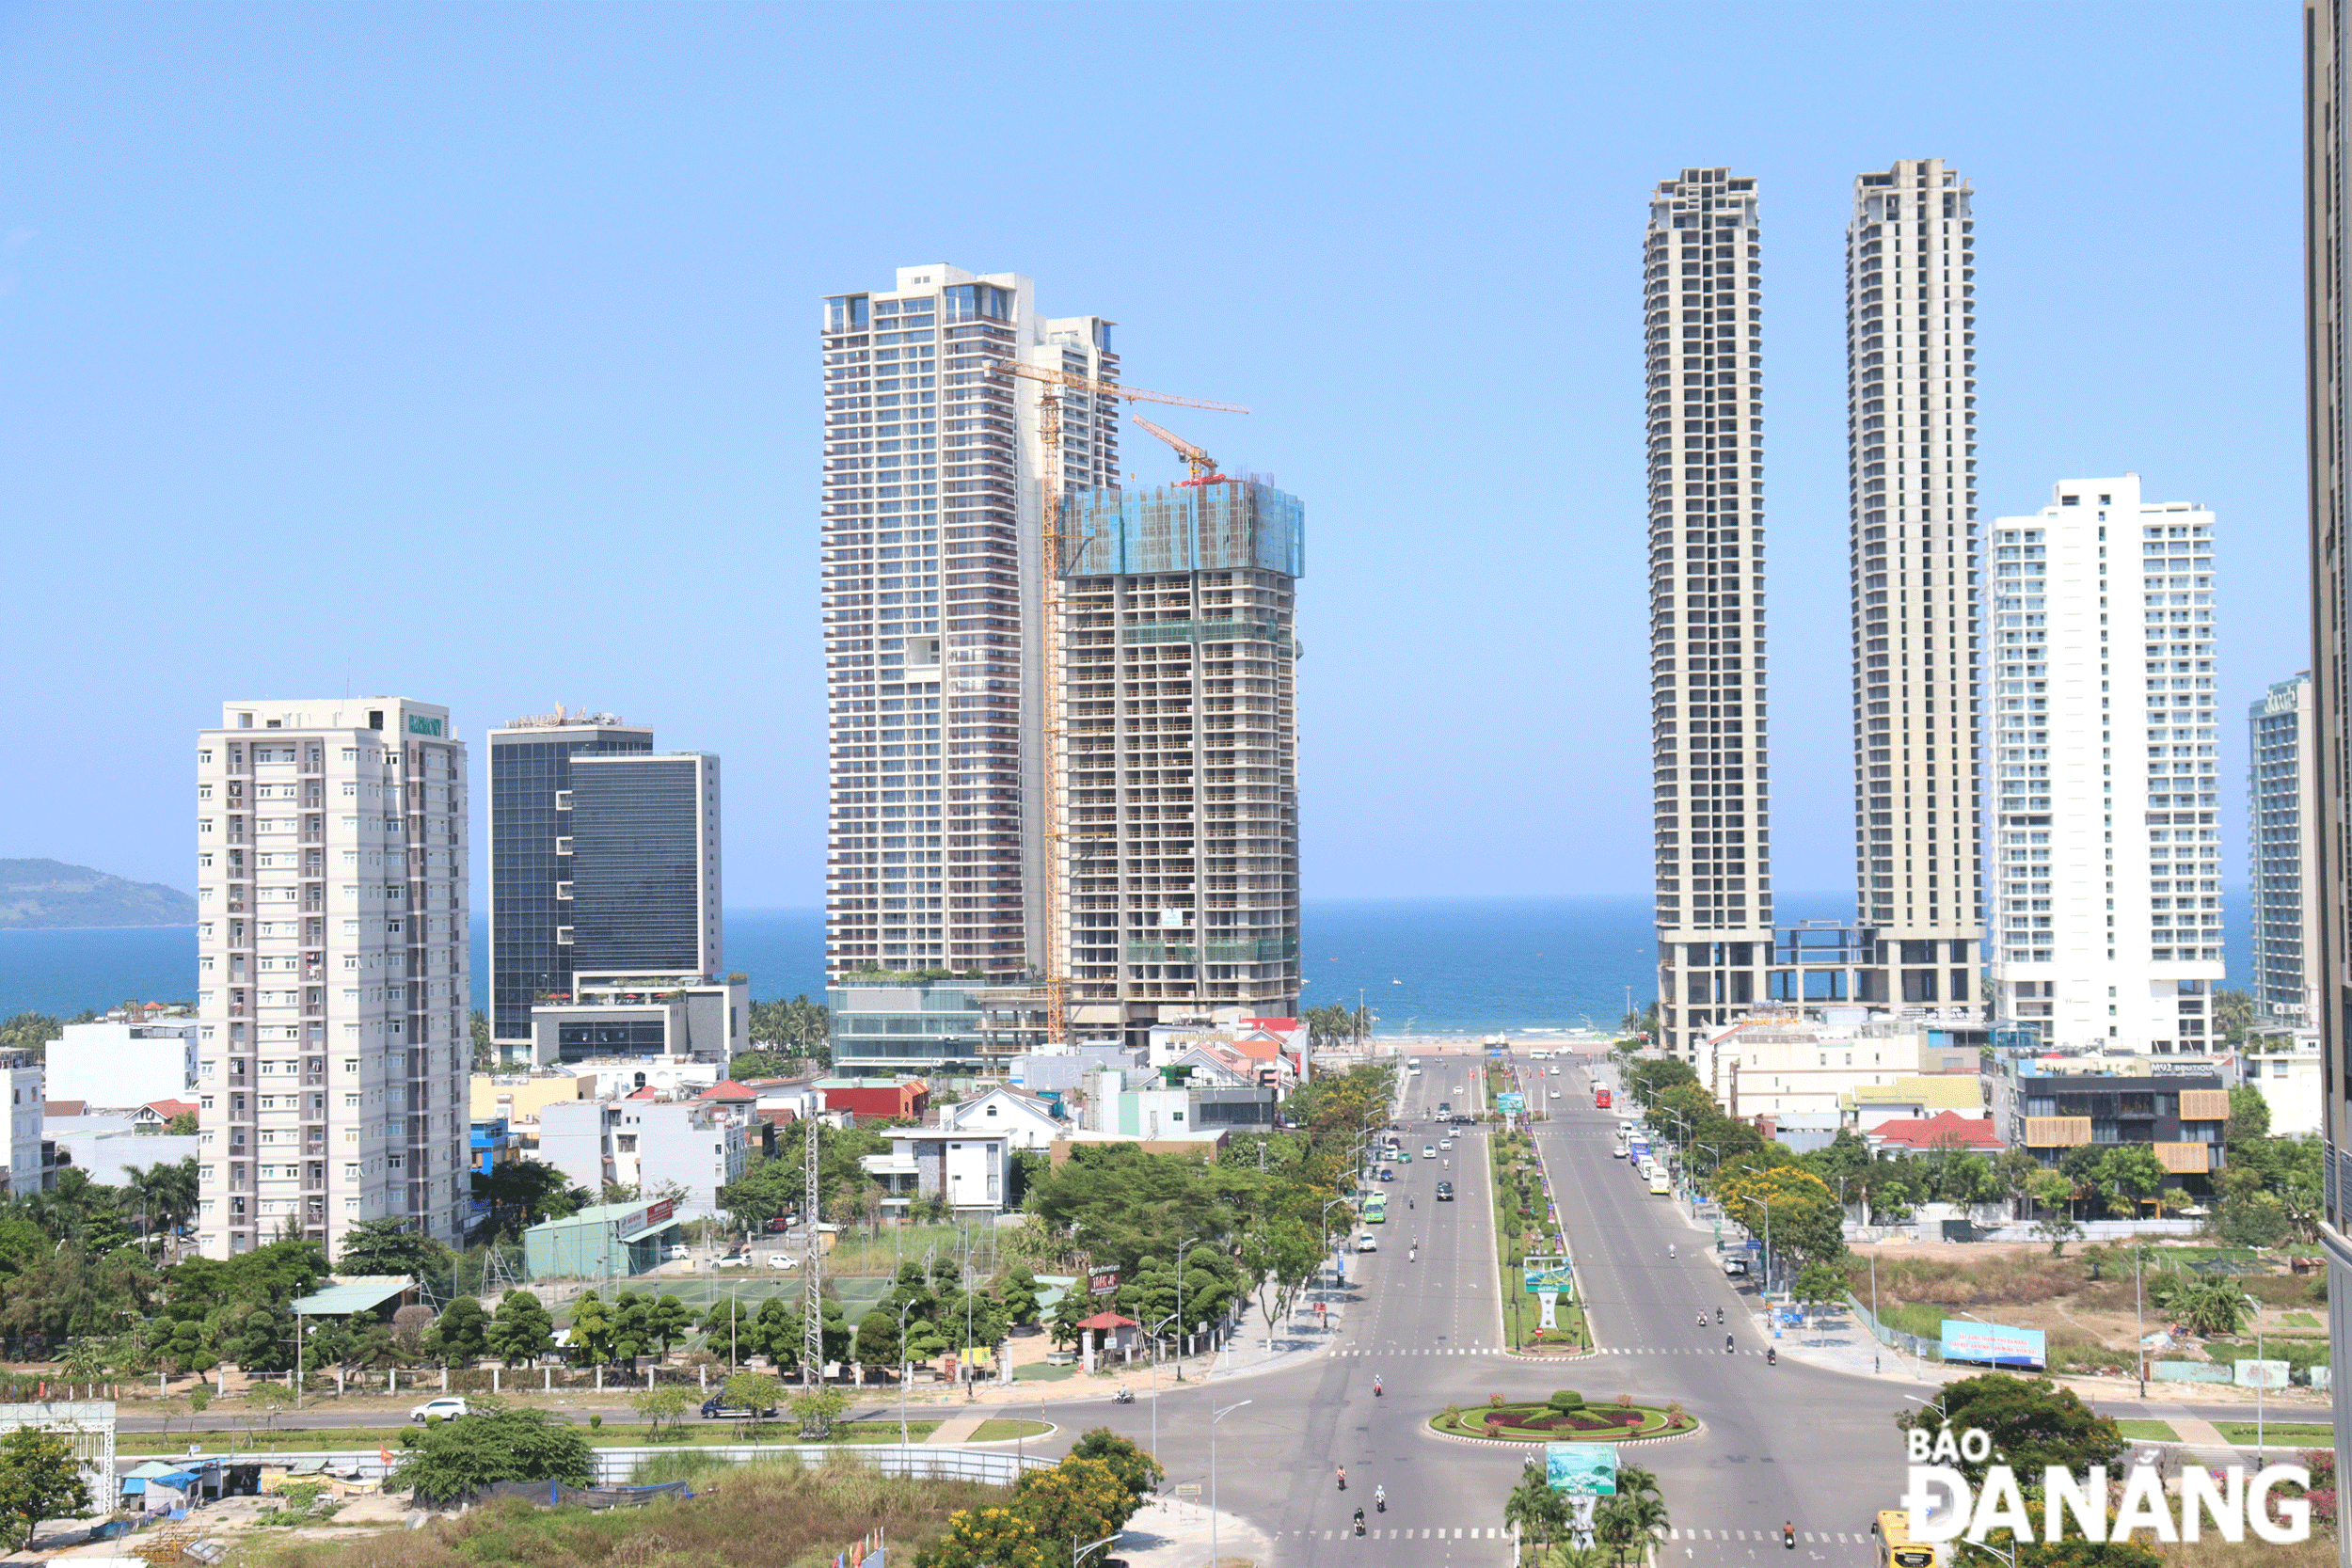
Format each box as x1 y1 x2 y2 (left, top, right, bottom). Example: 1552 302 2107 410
569 752 722 977
486 714 652 1050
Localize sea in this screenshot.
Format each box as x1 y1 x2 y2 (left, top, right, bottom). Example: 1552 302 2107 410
0 895 2258 1036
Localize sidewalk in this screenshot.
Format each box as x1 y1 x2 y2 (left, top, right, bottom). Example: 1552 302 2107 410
1119 1495 1272 1568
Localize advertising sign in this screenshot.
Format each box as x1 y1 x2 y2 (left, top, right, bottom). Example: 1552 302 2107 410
1938 1320 2047 1370
1523 1257 1574 1296
2234 1359 2292 1390
1089 1270 1120 1296
1546 1442 1617 1496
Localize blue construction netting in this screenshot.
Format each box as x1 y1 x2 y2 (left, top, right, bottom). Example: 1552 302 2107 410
1064 480 1304 578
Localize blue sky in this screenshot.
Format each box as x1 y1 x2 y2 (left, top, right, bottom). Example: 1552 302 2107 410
0 1 2303 909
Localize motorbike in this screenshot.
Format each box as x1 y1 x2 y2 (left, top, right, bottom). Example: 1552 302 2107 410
1337 1470 1347 1492
1768 1348 1777 1366
1716 1307 1724 1324
1113 1386 1133 1404
1784 1525 1796 1550
1354 1510 1366 1537
1696 1313 1707 1327
1375 1487 1387 1513
1373 1378 1383 1398
1725 1335 1735 1354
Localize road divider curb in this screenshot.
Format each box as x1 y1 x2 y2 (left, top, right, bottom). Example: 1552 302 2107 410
1420 1418 1708 1451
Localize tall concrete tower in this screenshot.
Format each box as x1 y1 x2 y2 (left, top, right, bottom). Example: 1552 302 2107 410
1645 167 1772 1059
1845 159 1983 1011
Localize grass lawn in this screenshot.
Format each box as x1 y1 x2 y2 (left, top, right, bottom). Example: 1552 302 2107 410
1011 1363 1075 1382
2285 1312 2322 1328
2115 1420 2179 1442
2216 1421 2333 1446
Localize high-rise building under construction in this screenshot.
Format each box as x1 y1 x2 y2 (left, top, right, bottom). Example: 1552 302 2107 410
1844 160 1984 1010
1645 166 1773 1058
818 265 1119 978
1059 479 1303 1040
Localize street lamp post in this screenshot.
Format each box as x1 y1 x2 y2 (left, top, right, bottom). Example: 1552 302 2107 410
1211 1399 1252 1568
1320 1197 1346 1290
896 1298 915 1447
2134 1246 2147 1400
1147 1311 1177 1462
1740 1166 1775 1302
1174 1238 1200 1381
2246 1294 2267 1453
1076 1533 1121 1568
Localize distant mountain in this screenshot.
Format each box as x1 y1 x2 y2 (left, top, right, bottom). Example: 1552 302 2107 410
0 860 196 929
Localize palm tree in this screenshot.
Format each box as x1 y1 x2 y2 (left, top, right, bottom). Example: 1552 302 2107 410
1594 1489 1671 1566
1504 1469 1569 1560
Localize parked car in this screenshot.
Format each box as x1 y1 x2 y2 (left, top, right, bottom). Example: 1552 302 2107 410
765 1253 803 1270
714 1252 753 1268
409 1397 470 1424
1356 1234 1379 1253
1435 1181 1455 1201
701 1393 780 1419
1722 1257 1750 1277
662 1244 692 1262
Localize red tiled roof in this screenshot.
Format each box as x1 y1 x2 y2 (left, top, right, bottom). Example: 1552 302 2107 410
694 1080 758 1101
143 1100 198 1119
624 1085 663 1101
44 1101 87 1117
1868 1110 2004 1149
1075 1311 1138 1330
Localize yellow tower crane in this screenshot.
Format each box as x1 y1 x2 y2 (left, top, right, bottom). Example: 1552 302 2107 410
1130 415 1222 483
985 358 1247 1044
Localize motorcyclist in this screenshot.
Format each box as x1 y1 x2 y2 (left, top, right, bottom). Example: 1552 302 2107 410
1725 1334 1735 1352
1716 1307 1724 1324
1375 1485 1387 1512
1696 1312 1707 1327
1668 1244 1676 1259
1373 1375 1383 1397
1337 1466 1346 1491
1354 1507 1366 1534
1769 1347 1777 1366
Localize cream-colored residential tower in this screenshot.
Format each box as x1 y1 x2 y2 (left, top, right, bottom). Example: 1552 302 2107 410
193 698 470 1259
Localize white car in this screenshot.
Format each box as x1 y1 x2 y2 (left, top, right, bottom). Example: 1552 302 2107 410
662 1244 692 1262
1356 1234 1379 1253
1549 1089 1561 1100
714 1253 752 1268
765 1254 803 1270
410 1397 469 1424
1612 1145 1628 1159
1422 1145 1437 1158
1438 1139 1452 1151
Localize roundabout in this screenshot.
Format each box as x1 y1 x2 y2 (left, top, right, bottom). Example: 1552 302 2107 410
1426 1389 1700 1445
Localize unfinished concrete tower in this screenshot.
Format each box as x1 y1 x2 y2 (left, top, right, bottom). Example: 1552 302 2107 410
1059 477 1303 1044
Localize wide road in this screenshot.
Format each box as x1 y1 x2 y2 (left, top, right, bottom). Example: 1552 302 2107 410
1540 1053 1906 1568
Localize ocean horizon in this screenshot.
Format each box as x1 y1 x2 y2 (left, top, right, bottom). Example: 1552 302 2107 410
0 893 2257 1035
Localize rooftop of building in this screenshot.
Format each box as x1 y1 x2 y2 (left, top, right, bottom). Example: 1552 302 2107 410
1866 1110 2005 1150
1844 1077 1986 1113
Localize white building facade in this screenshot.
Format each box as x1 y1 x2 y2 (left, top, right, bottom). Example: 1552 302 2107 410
2249 672 2319 1027
1988 478 2225 1053
1645 167 1775 1058
194 698 472 1259
820 265 1120 979
46 1021 198 1109
1846 158 1983 1003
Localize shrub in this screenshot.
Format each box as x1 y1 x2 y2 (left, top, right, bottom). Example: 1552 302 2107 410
1488 1392 1505 1407
1614 1393 1633 1408
1548 1390 1583 1413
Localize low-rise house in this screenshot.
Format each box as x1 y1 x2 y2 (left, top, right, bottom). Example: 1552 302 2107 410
132 1099 198 1131
935 1086 1064 1151
2245 1037 2323 1136
1863 1109 2006 1154
861 1128 1010 1215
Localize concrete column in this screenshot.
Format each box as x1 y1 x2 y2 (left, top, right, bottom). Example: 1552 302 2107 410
336 1370 345 1396
645 1366 654 1389
544 1367 551 1391
596 1365 603 1392
441 1369 448 1391
492 1368 501 1393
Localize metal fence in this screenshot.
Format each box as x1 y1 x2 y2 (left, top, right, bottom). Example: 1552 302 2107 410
117 1444 1057 1489
1844 1293 1942 1363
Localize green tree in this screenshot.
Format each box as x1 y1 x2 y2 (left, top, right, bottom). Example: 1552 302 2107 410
472 1159 588 1236
1792 1260 1847 1324
2212 989 2256 1048
570 1291 616 1365
469 1008 493 1070
1503 1468 1571 1560
631 1383 692 1440
2173 1276 2252 1338
0 1426 90 1550
393 1398 593 1507
914 1504 1053 1568
994 1265 1042 1328
1067 1427 1165 1506
2090 1146 2168 1219
854 1308 903 1368
485 1289 555 1366
788 1382 849 1439
335 1217 454 1283
2224 1083 2273 1144
1013 1454 1138 1559
1891 1374 2124 1490
647 1294 692 1358
423 1296 490 1366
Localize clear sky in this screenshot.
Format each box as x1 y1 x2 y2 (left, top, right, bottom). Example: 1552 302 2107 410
0 1 2303 910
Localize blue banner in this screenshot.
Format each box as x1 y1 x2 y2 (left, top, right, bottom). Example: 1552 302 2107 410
1546 1442 1617 1496
1938 1320 2045 1369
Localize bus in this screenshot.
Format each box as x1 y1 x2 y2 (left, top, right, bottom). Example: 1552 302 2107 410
1364 1193 1388 1224
1873 1512 1944 1568
1594 1087 1613 1109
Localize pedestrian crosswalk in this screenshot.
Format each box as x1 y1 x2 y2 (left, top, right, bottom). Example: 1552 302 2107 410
1331 1343 1753 1356
1337 1346 1502 1356
1669 1528 1869 1544
1302 1527 1508 1541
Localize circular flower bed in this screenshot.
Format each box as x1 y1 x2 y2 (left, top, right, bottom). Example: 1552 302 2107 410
1428 1397 1695 1443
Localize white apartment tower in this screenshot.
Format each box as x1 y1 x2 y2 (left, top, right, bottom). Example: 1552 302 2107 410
1645 167 1772 1058
2249 672 2320 1027
194 698 471 1259
820 265 1119 977
1988 478 2226 1053
1846 159 1984 1009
